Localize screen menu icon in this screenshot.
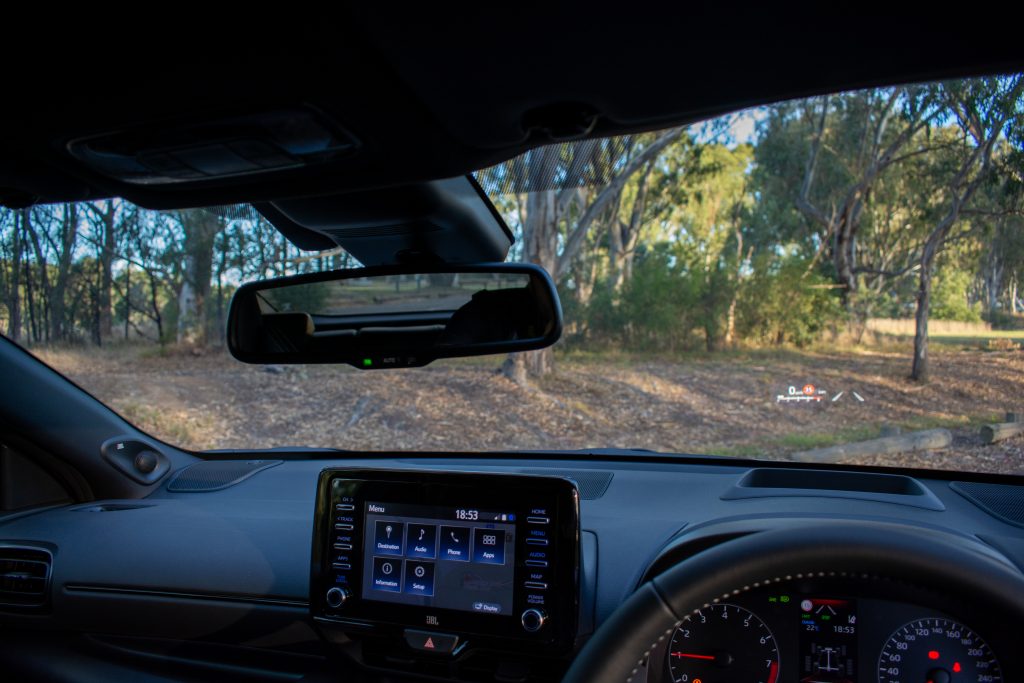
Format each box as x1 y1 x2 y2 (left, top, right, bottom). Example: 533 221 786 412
439 526 471 561
372 557 402 592
473 528 506 565
374 521 404 556
404 560 435 596
406 524 438 559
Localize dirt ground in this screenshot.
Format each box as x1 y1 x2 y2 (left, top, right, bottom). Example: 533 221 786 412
31 344 1024 476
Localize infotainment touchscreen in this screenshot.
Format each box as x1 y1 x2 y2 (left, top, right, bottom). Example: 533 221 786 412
362 501 517 615
311 469 580 654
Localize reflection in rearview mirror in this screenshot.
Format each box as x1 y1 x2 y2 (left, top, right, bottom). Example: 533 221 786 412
227 264 561 368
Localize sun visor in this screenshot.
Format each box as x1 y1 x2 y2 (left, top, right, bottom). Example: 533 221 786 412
255 175 513 266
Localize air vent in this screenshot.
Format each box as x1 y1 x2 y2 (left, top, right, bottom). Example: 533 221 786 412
951 481 1024 528
0 545 51 608
167 460 282 492
523 470 614 500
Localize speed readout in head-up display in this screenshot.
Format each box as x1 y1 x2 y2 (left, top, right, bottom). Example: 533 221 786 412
362 501 517 616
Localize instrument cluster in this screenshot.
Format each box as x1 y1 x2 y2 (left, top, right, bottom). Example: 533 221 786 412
647 583 1005 683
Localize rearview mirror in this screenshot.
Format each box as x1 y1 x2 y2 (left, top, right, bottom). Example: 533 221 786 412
227 263 562 368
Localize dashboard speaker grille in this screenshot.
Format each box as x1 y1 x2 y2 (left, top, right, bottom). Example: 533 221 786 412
523 470 613 500
950 481 1024 528
167 460 282 492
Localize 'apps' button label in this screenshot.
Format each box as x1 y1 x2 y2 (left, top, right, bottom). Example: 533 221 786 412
473 528 506 565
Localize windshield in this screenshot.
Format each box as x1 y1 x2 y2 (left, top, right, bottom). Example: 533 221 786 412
3 73 1023 474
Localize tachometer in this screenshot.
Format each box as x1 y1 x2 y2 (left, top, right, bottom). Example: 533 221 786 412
878 618 1001 683
667 603 779 683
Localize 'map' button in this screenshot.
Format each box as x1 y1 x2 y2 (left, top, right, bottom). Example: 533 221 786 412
404 629 460 654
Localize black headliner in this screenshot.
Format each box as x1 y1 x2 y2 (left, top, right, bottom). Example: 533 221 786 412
1 7 1021 209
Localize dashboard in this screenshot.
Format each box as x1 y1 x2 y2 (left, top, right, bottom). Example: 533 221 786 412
2 455 1024 683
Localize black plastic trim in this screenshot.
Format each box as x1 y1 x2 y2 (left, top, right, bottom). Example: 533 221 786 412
63 584 309 608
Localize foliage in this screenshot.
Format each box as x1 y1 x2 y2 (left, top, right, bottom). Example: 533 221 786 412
931 268 982 322
735 255 845 347
2 74 1022 369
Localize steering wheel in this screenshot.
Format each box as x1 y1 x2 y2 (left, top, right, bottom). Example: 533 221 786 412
562 521 1024 683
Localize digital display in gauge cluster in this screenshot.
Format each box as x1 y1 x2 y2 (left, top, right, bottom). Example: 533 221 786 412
659 589 1004 683
799 597 858 682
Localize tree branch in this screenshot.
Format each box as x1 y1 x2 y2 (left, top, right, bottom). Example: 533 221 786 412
556 128 682 275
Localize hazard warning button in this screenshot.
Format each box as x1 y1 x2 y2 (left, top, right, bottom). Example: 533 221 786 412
404 629 460 654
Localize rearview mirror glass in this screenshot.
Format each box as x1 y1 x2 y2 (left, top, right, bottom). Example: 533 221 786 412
227 263 562 368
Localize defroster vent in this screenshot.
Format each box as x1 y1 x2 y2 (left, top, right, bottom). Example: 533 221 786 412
523 470 613 500
167 460 282 492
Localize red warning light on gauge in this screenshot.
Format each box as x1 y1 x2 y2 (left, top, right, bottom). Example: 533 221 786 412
802 384 816 396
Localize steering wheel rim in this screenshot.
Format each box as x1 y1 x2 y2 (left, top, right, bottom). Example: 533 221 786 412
562 521 1024 683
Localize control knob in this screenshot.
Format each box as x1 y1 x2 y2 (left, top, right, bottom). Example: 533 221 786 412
326 586 350 609
521 608 547 632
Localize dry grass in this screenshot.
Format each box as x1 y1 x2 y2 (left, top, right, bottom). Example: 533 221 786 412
27 341 1024 474
866 317 1024 339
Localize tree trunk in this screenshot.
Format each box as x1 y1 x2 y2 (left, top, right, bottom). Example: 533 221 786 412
833 210 859 306
7 212 22 342
724 296 738 348
910 259 933 382
50 203 78 341
124 251 131 340
149 272 164 344
21 209 53 343
99 207 115 342
502 147 560 384
503 347 553 383
176 212 220 346
509 187 558 381
23 241 38 343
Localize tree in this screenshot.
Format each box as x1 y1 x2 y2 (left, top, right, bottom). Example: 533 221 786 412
176 210 223 346
48 204 80 341
666 143 752 351
911 76 1024 381
756 88 944 317
486 129 684 382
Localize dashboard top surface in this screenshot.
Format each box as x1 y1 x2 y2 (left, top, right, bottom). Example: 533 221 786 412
2 456 1023 609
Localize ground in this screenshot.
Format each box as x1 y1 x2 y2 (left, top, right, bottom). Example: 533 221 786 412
30 343 1024 476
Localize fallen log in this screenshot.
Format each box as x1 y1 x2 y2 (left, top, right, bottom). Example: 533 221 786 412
791 428 953 463
981 421 1024 444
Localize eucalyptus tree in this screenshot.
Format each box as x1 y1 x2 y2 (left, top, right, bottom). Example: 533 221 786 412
479 129 683 381
910 75 1024 381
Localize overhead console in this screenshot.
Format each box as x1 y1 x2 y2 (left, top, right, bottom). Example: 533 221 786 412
310 469 580 678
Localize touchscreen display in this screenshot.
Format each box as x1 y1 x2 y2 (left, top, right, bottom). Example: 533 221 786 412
361 501 517 616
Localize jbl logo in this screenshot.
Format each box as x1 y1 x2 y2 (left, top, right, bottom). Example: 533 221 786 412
426 615 439 626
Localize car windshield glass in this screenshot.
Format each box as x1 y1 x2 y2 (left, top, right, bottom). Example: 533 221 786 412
3 73 1023 474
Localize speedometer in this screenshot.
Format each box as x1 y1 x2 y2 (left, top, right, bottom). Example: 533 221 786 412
878 618 1001 682
667 603 779 683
